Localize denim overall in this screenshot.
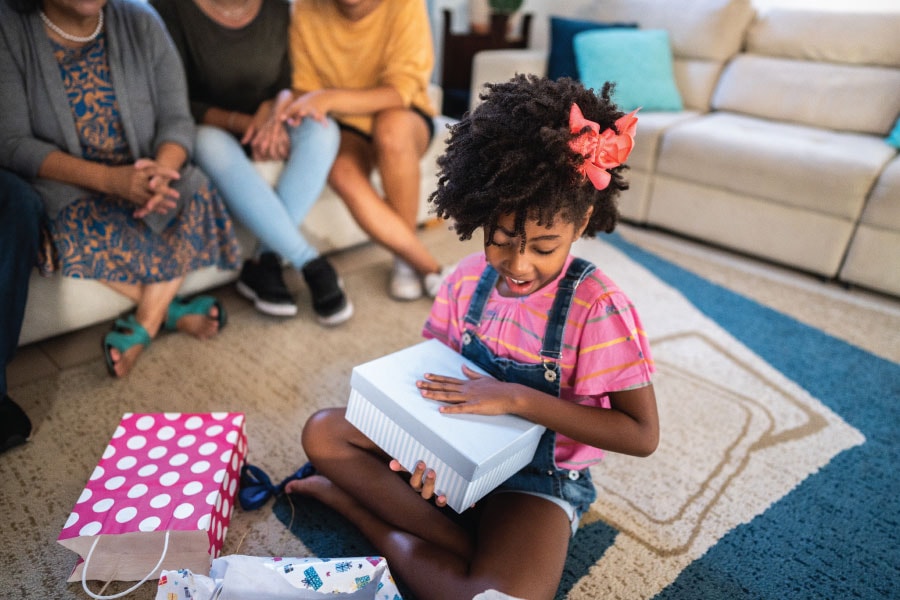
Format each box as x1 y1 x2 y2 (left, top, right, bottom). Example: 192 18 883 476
460 258 598 520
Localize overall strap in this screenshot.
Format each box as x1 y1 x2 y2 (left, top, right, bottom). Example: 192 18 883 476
463 264 500 327
540 257 595 362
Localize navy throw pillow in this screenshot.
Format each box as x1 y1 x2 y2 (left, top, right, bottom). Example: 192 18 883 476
547 16 638 81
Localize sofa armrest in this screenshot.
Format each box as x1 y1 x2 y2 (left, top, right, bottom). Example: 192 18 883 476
469 49 547 112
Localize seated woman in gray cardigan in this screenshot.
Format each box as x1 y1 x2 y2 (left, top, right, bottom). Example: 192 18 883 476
0 0 240 377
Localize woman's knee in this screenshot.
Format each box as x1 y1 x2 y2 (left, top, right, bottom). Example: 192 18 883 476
194 125 242 166
371 109 427 157
288 116 340 159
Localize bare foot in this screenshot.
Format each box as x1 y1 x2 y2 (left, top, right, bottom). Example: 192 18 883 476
174 305 221 340
107 344 145 378
284 473 334 500
283 473 373 520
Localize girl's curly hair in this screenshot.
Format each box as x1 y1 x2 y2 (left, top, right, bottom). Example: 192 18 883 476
430 74 630 244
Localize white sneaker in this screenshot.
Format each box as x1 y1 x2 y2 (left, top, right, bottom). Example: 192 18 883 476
424 265 454 298
389 259 423 301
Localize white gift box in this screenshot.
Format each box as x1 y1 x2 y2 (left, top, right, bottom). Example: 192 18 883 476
345 339 545 513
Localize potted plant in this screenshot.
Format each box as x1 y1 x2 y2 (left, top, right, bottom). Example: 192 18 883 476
489 0 523 15
471 0 524 36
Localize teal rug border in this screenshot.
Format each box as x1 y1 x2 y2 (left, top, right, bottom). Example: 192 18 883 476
605 232 900 599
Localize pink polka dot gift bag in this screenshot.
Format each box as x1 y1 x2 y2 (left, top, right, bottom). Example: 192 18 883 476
56 412 248 597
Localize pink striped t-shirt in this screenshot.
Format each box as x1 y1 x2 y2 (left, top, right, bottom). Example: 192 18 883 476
422 252 655 470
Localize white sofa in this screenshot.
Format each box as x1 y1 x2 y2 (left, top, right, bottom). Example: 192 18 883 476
470 0 900 296
19 88 453 346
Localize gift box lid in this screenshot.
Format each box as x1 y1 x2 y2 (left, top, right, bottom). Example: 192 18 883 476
349 339 545 480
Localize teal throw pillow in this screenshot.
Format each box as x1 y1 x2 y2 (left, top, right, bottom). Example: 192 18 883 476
887 116 900 149
574 29 683 112
547 16 637 81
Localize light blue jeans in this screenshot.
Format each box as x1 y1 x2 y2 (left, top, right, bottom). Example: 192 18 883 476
194 118 340 270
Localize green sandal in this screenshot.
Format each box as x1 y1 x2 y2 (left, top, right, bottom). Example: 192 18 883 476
102 314 152 377
164 295 228 332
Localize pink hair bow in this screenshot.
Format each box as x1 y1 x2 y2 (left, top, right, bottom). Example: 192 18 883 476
568 103 639 190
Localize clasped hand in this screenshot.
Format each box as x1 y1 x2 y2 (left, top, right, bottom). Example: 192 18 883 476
110 158 180 219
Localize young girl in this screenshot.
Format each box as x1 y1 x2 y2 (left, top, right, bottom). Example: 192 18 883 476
287 75 659 600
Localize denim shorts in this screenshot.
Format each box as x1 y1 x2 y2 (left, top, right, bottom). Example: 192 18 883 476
493 465 597 537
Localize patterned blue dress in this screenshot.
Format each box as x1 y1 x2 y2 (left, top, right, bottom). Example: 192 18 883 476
41 34 239 284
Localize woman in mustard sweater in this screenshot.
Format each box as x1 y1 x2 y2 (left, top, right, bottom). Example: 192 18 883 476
280 0 447 301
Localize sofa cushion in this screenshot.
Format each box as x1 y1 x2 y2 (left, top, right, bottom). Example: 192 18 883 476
576 0 754 111
713 55 900 136
655 112 897 220
859 156 900 230
627 111 702 173
587 0 754 61
838 155 900 295
575 29 683 112
546 17 636 81
747 9 900 68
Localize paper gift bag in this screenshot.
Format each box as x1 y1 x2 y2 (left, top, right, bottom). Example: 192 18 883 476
156 555 403 600
57 412 247 584
345 339 545 513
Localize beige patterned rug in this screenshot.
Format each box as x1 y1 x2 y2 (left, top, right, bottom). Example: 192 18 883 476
1 227 895 599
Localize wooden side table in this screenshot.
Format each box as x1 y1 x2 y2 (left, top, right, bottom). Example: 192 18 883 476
440 9 532 118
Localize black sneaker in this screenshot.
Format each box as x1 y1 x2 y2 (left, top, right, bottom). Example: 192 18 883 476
236 252 298 317
302 256 353 326
1 395 32 454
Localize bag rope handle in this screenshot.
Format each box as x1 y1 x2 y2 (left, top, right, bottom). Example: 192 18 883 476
80 529 171 599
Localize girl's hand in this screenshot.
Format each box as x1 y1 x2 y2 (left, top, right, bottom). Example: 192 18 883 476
416 365 521 416
389 459 447 507
108 159 180 218
279 90 332 127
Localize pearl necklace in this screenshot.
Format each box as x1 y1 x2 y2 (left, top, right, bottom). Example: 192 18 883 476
39 9 104 44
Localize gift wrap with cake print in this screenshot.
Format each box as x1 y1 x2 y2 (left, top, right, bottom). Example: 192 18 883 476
345 339 545 513
155 554 403 600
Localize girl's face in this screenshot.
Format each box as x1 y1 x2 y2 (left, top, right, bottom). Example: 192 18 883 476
484 210 590 298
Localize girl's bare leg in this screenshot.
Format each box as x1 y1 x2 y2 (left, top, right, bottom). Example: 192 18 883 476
289 409 573 600
292 408 471 557
327 133 441 276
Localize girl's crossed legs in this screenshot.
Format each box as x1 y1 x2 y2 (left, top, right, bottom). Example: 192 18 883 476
288 407 572 600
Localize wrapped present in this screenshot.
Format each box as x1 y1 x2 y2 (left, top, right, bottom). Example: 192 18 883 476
345 339 545 513
156 555 403 600
57 412 247 584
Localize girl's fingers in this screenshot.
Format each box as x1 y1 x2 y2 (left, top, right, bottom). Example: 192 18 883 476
461 365 485 380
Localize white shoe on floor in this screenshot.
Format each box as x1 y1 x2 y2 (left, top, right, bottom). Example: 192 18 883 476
389 259 423 301
424 265 454 298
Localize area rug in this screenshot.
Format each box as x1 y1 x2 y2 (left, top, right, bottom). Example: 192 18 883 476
2 232 896 599
273 233 898 599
